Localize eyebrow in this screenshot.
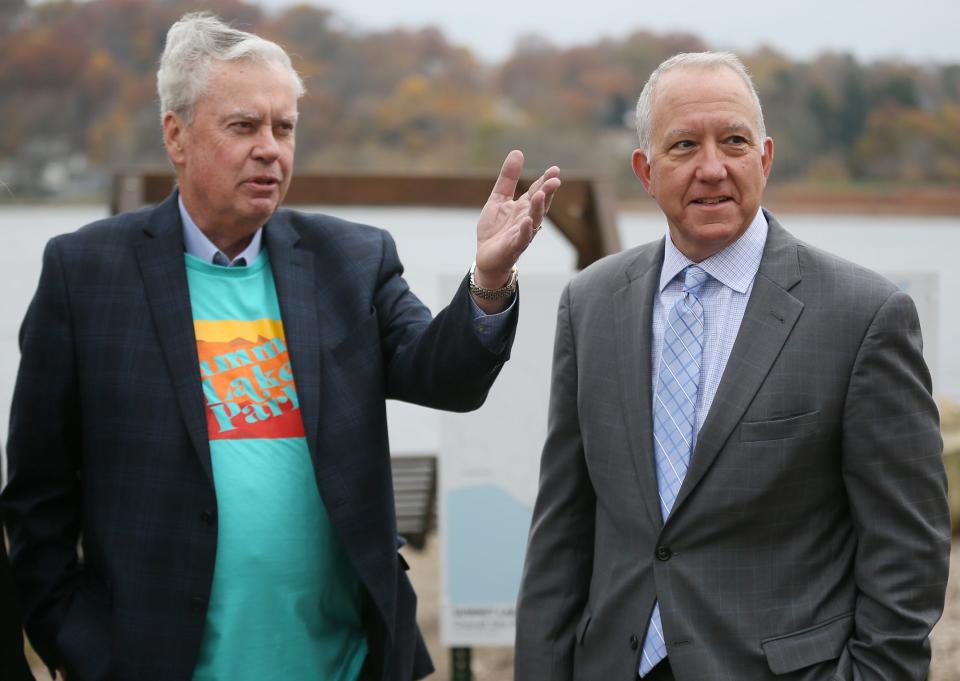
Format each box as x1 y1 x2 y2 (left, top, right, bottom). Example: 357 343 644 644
220 110 300 125
663 128 698 140
663 122 755 140
221 109 258 122
719 123 753 136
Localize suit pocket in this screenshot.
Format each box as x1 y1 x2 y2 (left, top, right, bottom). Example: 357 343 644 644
56 579 113 680
740 410 821 443
760 612 852 674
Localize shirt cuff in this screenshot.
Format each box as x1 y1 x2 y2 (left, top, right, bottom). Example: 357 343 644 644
470 295 516 352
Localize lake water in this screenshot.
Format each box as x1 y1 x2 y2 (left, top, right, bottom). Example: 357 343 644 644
1 204 958 469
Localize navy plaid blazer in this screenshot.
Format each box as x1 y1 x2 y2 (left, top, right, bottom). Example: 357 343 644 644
2 193 516 681
1 504 35 680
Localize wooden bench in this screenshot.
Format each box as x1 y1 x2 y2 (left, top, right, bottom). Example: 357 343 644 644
391 455 437 550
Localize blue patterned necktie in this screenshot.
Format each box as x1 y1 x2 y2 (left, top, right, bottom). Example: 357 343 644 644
639 265 709 676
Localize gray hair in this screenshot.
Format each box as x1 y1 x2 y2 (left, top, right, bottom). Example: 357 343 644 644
157 12 305 123
635 51 766 157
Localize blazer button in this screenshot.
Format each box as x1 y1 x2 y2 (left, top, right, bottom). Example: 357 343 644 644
201 510 216 525
190 596 206 612
656 546 673 561
629 634 639 651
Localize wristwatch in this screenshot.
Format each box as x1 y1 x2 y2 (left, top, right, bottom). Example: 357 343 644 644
469 261 518 300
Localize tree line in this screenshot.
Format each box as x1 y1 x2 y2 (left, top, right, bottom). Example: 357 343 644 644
2 0 958 199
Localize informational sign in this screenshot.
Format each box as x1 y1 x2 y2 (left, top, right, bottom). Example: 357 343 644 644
439 274 567 646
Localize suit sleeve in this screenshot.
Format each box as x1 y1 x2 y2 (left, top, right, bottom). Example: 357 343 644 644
372 229 517 411
0 507 35 681
514 284 595 681
1 238 83 670
840 289 950 681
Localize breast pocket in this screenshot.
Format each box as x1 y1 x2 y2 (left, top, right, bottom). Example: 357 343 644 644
740 410 821 443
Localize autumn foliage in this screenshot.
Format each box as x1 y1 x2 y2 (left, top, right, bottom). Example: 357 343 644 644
1 0 958 198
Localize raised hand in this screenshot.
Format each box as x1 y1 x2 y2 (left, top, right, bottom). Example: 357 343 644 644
474 150 561 294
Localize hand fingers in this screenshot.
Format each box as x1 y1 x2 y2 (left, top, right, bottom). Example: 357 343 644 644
500 184 552 240
527 189 546 232
515 217 535 252
527 174 560 233
489 150 525 201
525 166 560 200
524 173 545 200
540 176 561 214
524 170 561 231
480 163 558 258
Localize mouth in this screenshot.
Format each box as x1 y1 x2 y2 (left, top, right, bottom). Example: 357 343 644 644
244 176 281 189
691 196 733 206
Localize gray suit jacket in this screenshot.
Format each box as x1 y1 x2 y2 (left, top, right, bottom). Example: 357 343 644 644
515 213 949 681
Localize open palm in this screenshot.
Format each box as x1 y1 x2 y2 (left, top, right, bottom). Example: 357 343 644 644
474 150 561 288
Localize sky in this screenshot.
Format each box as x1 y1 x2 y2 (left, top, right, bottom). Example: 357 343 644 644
260 0 960 65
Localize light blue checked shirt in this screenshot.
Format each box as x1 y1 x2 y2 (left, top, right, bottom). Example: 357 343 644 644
652 210 768 440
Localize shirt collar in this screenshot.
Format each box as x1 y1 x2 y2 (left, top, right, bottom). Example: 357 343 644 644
659 208 768 293
178 195 263 266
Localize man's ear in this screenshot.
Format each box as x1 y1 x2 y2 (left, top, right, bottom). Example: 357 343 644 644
162 111 187 165
631 148 655 197
761 136 775 182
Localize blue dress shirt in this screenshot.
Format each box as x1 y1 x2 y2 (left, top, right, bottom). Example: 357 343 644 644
652 209 768 438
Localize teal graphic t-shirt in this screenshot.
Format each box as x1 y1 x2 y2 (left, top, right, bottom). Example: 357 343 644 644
186 251 367 681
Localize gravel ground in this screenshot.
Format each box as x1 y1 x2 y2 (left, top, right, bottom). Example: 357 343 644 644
930 542 960 681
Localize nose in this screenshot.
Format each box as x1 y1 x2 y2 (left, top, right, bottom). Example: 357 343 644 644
695 142 727 182
252 128 280 163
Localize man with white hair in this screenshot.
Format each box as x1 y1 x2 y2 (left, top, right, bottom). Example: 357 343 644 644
515 52 947 681
2 12 559 681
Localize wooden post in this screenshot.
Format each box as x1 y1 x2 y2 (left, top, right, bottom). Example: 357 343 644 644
450 647 472 681
111 170 622 269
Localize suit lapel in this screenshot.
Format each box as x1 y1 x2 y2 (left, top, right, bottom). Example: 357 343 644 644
670 214 804 514
614 240 666 530
135 194 213 483
263 213 324 461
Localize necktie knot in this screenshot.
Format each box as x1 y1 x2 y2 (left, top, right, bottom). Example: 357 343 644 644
682 265 709 293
